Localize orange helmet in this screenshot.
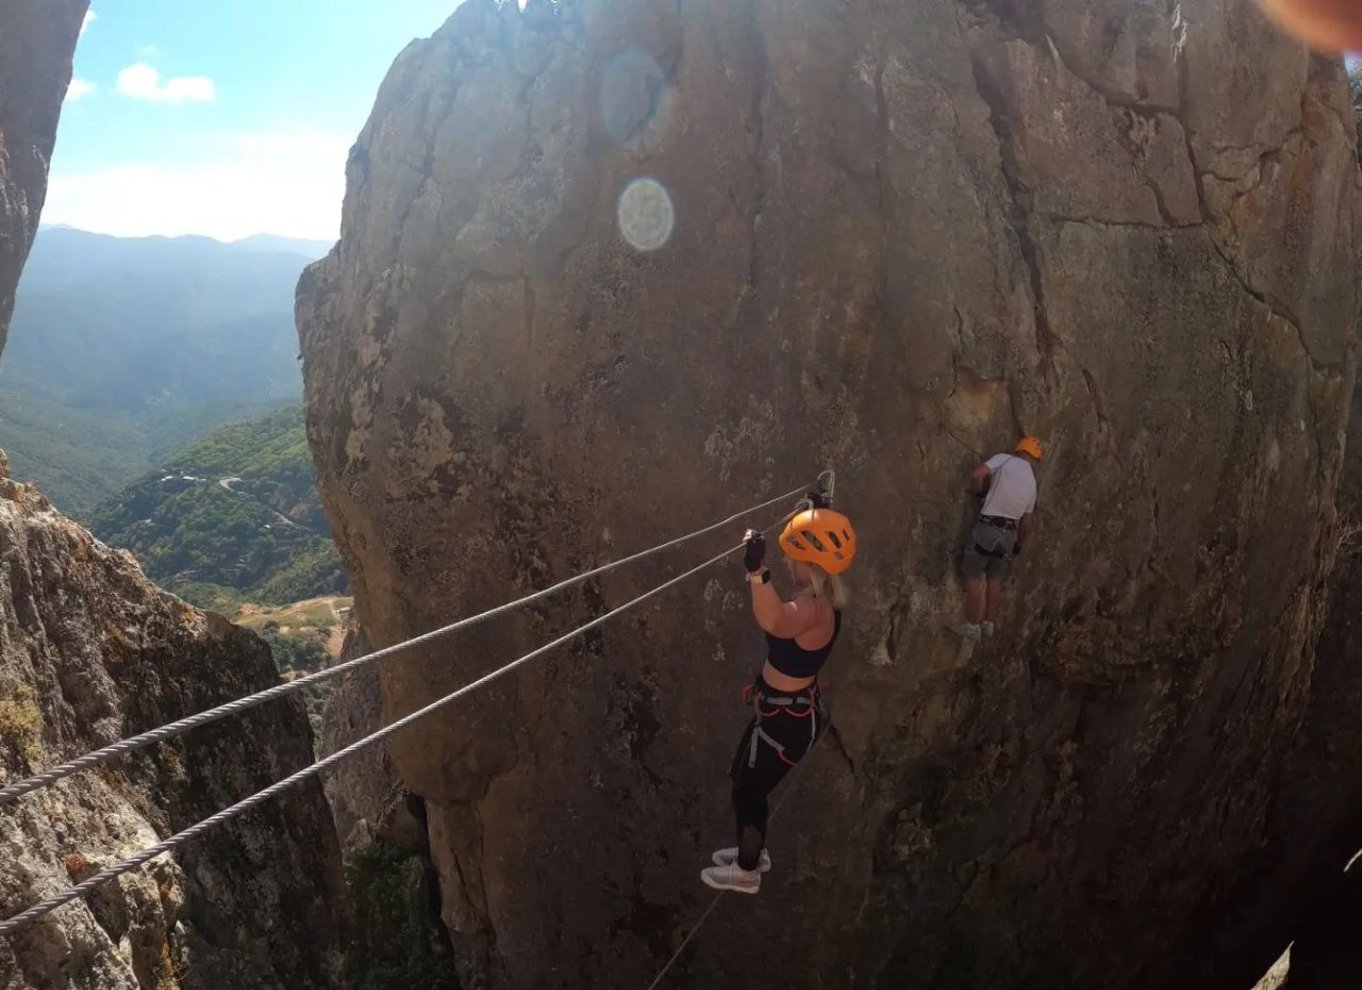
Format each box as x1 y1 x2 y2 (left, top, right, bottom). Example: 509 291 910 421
780 508 857 575
1015 436 1044 460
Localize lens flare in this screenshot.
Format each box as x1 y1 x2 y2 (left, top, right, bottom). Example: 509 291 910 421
601 50 668 146
617 178 675 252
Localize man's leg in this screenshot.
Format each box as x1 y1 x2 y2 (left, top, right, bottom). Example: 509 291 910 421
985 577 1004 620
981 548 1014 636
964 576 986 624
953 532 988 638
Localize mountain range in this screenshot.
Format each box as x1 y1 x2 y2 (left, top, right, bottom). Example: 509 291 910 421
0 226 331 515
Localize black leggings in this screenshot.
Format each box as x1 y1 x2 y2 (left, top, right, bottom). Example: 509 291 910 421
728 679 827 870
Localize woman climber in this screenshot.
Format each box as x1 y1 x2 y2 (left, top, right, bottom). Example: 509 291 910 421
701 497 857 894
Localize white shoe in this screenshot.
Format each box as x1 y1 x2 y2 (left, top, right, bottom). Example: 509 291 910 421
711 847 772 873
981 621 995 639
949 622 981 641
700 862 761 894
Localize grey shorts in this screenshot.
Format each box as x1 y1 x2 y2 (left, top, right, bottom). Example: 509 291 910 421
962 520 1017 579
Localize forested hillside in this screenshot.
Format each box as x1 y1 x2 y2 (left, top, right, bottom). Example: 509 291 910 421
91 404 345 610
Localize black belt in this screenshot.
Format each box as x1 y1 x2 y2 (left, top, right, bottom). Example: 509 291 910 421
979 515 1019 530
744 678 820 709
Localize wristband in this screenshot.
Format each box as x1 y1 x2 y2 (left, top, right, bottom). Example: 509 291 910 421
746 570 771 585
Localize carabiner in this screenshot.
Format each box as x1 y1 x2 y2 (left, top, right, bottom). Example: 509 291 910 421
816 468 836 504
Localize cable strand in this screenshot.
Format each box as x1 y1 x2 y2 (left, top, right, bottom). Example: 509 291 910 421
0 503 802 936
0 482 812 808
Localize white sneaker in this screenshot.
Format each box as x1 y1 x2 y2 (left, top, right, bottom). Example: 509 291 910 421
711 847 772 873
981 621 995 639
949 622 981 641
700 862 761 894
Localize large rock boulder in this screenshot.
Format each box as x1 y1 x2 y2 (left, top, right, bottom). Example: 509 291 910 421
297 1 1362 987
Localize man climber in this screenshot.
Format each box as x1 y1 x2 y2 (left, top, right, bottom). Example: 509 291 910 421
950 436 1042 641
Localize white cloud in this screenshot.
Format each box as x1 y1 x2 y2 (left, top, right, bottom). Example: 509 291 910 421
116 63 215 104
41 130 349 241
80 10 95 36
66 78 96 101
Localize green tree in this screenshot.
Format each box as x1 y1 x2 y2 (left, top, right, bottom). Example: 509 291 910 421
344 843 459 990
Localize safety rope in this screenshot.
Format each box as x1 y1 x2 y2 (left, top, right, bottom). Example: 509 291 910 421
642 753 818 990
0 480 820 809
0 496 809 936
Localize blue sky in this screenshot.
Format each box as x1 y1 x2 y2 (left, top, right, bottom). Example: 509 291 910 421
47 0 466 242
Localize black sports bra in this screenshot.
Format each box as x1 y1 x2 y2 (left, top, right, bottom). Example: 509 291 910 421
765 609 842 680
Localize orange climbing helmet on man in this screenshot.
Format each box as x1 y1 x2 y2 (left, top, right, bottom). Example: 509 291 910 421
779 507 857 574
1015 436 1044 460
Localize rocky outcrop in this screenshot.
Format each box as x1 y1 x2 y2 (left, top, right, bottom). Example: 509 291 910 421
0 481 345 988
0 0 84 355
297 1 1362 987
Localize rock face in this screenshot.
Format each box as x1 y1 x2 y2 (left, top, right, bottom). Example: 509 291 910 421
320 625 456 988
320 625 419 852
0 4 345 986
297 1 1362 987
0 0 84 355
1229 372 1362 988
0 481 345 988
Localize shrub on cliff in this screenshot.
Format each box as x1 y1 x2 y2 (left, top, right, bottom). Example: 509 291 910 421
344 842 459 990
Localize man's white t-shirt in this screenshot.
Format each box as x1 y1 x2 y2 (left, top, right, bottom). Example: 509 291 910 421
981 454 1036 521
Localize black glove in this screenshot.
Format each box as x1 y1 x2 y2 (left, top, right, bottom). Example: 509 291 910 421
806 489 832 509
743 529 766 572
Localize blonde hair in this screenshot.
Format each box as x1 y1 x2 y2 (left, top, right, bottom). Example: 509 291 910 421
808 565 849 610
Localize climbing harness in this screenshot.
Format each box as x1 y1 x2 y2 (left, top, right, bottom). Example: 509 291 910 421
0 479 821 810
978 514 1019 530
743 681 823 768
0 476 832 936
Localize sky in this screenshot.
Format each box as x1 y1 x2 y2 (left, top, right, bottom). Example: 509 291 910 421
45 0 467 243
